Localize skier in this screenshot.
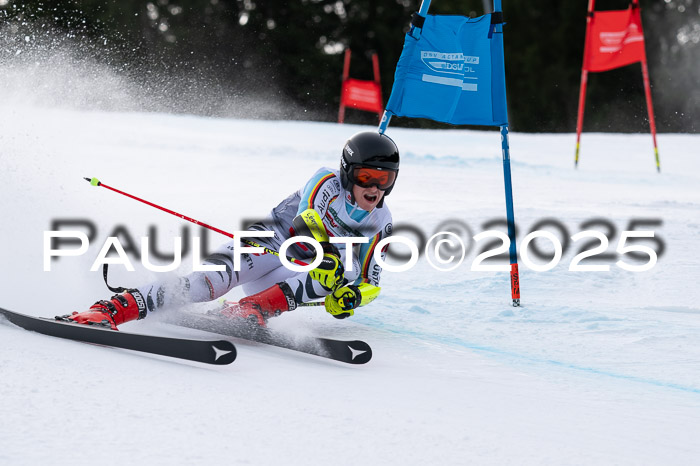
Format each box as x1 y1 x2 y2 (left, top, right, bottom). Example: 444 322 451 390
60 131 399 330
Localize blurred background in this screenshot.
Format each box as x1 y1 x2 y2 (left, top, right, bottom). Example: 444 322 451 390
1 0 698 132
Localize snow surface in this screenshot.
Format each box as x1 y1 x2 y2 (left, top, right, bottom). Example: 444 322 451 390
1 105 699 465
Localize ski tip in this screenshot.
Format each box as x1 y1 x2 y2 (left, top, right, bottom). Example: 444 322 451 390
84 176 101 186
346 341 372 364
211 340 237 365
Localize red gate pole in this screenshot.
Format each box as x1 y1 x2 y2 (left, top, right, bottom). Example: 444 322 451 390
640 58 660 172
574 0 596 168
371 52 383 122
338 49 352 124
634 0 661 172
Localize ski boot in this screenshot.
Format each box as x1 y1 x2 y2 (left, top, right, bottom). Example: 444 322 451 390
56 289 147 331
221 283 297 328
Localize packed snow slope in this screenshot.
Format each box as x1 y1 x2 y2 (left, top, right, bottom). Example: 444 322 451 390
1 105 699 465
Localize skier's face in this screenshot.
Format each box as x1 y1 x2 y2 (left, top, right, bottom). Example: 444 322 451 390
353 184 384 211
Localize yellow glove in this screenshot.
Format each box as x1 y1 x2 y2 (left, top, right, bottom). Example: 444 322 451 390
309 253 344 289
324 283 381 319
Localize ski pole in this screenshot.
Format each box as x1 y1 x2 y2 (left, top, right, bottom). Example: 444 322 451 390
84 177 311 267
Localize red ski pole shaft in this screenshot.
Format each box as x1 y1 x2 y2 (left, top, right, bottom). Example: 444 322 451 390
85 177 234 238
84 177 310 267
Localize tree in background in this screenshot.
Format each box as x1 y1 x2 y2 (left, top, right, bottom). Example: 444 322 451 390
1 0 697 131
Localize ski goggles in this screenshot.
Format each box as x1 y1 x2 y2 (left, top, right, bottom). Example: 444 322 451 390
352 167 397 190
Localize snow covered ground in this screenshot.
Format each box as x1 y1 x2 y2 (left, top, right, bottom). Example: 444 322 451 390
1 104 699 465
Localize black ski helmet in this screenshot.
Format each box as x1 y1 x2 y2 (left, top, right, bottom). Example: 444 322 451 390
340 131 400 196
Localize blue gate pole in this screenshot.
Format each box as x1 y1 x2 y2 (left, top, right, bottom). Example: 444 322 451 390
500 125 520 306
378 111 392 134
378 0 433 135
494 0 520 306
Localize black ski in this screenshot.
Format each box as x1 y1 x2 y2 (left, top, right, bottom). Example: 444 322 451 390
168 311 372 365
0 307 237 365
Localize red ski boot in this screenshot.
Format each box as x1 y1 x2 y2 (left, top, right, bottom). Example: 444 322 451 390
57 289 147 331
221 283 297 327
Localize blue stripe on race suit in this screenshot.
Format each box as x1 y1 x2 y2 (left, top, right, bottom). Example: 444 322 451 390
298 169 338 214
